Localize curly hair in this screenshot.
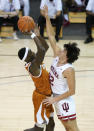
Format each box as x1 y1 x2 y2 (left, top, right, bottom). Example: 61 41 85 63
64 42 80 63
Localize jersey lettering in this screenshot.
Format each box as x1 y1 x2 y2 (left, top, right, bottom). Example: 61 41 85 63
49 73 54 86
50 65 59 78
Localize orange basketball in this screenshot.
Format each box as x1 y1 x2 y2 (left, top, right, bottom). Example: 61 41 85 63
18 16 35 33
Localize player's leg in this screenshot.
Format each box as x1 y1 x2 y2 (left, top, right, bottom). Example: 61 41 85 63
45 117 55 131
54 95 79 131
60 119 80 131
24 91 45 131
44 99 55 131
24 91 55 131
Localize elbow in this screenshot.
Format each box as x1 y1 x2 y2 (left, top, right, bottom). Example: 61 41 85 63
41 47 47 55
69 89 75 96
71 90 75 96
44 48 48 54
45 45 49 51
43 44 49 52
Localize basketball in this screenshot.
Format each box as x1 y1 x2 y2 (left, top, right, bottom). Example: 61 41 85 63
18 16 35 33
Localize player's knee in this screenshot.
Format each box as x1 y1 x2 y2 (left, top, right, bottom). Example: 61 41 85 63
65 125 79 131
63 122 72 131
64 125 71 131
71 126 79 131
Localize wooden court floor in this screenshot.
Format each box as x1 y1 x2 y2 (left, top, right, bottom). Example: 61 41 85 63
0 39 94 131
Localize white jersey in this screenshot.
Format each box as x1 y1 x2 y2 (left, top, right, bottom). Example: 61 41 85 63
0 0 20 12
40 0 62 18
49 57 73 95
86 0 94 13
49 57 76 121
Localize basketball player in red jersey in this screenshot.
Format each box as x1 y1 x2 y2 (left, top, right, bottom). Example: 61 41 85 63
18 26 55 131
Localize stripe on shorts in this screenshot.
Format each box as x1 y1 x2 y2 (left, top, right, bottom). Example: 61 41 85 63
57 113 76 121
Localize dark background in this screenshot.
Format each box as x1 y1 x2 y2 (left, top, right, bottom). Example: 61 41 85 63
19 0 86 40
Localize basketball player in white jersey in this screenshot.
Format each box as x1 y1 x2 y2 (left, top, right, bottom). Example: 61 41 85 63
42 6 80 131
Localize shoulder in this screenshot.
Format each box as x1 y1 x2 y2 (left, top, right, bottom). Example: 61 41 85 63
63 67 75 78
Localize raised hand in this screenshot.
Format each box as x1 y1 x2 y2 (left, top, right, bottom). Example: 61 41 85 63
22 23 40 36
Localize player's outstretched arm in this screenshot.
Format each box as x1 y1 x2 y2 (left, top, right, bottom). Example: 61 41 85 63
43 5 61 57
31 24 49 52
31 30 49 66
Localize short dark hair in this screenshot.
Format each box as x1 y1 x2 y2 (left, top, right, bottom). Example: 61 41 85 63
64 42 80 63
18 47 26 60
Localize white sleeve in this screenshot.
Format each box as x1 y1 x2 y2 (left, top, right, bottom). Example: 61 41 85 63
0 0 5 11
74 0 82 6
86 0 94 12
14 0 21 10
56 0 62 11
40 0 46 10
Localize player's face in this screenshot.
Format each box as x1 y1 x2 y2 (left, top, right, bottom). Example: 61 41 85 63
25 49 36 63
59 48 67 62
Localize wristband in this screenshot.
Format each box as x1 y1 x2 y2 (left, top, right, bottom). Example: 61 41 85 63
31 33 36 39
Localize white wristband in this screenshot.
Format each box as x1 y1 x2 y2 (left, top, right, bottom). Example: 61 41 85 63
31 33 36 39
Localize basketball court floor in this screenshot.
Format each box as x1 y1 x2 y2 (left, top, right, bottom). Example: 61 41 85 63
0 38 94 131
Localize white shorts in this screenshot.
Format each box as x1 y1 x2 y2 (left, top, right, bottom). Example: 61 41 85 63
54 95 76 121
